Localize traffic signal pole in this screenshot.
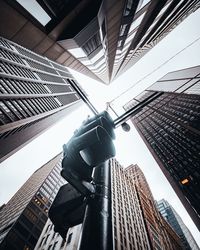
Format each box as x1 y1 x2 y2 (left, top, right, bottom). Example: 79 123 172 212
49 84 165 249
79 161 113 250
68 79 98 115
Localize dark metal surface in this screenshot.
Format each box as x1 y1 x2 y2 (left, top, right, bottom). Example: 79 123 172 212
68 79 98 115
79 161 113 250
48 183 86 239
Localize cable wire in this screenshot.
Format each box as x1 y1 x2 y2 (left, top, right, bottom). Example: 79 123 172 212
109 35 200 104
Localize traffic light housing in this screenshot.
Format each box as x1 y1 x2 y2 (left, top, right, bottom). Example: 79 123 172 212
49 183 86 239
49 111 116 242
61 111 116 195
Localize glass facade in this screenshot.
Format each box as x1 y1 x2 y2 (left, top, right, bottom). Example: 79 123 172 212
124 65 200 231
111 0 200 80
0 37 82 162
157 199 200 250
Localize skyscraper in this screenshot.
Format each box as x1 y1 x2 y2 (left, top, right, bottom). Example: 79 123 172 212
111 159 182 249
0 0 199 83
110 0 200 81
0 154 64 250
0 37 83 163
27 158 183 249
157 199 200 250
124 65 200 230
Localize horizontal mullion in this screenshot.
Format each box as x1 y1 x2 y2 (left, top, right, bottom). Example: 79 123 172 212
0 55 73 80
0 44 73 78
0 44 52 68
0 72 71 86
0 100 81 134
0 91 76 100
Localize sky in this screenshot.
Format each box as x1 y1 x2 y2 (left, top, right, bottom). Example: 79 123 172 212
0 7 200 246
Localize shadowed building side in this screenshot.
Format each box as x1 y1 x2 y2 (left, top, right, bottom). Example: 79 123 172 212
0 0 104 83
0 37 83 163
0 0 199 84
124 65 200 231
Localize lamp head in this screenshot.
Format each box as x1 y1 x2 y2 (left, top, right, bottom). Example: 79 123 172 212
121 122 131 132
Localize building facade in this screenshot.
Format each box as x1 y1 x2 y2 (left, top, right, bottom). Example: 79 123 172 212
0 37 83 162
0 0 199 83
157 199 200 250
109 0 200 81
124 65 200 230
34 219 81 250
111 160 151 249
29 158 183 250
0 154 65 250
111 159 182 249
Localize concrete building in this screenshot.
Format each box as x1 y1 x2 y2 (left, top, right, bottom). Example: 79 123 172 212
0 157 184 250
0 37 83 162
32 158 182 250
0 154 64 249
0 0 199 84
124 65 200 230
111 159 182 249
157 199 200 250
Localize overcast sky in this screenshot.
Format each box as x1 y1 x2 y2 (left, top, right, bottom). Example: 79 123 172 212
0 7 200 246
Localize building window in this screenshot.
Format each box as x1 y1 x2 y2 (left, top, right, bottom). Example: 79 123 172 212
39 237 45 247
44 234 50 245
23 245 30 250
52 241 58 250
82 33 101 56
47 244 52 250
67 233 73 245
61 239 65 248
101 20 106 39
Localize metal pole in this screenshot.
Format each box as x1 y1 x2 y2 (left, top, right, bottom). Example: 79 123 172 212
69 79 98 115
79 161 113 250
113 92 163 127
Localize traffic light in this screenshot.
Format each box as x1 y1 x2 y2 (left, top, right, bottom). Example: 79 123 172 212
49 111 116 244
76 111 116 140
49 183 86 239
61 111 116 195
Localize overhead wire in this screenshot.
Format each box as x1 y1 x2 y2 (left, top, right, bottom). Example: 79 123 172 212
109 35 200 105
